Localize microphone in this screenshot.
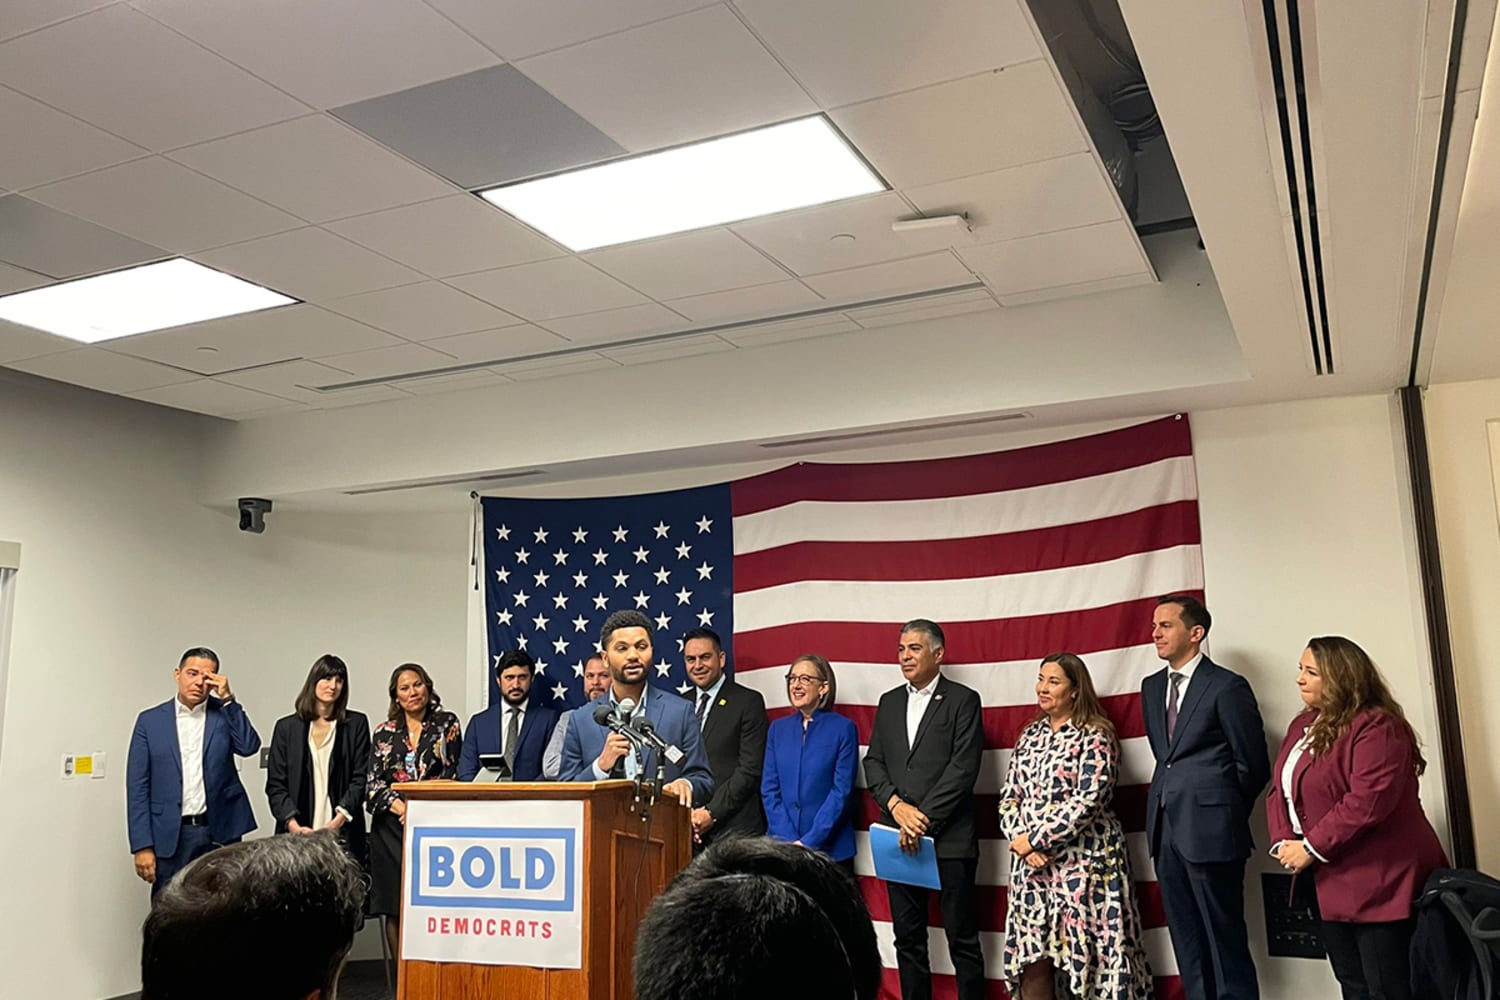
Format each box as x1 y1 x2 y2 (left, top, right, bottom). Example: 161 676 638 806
593 700 646 779
629 715 685 766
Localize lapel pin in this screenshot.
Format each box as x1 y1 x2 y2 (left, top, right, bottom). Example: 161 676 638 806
718 699 726 706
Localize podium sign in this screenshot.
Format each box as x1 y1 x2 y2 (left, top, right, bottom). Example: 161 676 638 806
401 798 585 968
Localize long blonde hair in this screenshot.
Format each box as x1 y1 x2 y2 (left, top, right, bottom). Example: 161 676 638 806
1304 636 1425 774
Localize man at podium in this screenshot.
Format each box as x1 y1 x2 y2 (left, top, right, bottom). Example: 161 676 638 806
559 610 713 805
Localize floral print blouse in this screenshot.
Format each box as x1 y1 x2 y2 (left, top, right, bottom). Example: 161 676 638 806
366 709 462 815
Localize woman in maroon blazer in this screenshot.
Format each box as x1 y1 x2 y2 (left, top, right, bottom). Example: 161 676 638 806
1268 636 1447 1000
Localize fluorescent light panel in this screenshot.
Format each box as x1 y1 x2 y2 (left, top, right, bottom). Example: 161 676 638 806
0 258 297 343
480 115 885 251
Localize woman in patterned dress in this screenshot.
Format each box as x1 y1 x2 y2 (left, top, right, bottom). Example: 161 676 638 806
367 662 462 960
999 652 1152 1000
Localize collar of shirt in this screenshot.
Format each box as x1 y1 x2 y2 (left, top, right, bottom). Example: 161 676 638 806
1169 651 1204 685
696 673 726 704
609 687 649 712
502 698 528 716
906 674 941 698
175 698 206 719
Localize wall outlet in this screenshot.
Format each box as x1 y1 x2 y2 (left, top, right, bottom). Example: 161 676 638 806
91 751 107 779
61 754 75 779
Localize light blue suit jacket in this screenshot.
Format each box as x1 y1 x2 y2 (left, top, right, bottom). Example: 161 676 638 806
559 687 713 805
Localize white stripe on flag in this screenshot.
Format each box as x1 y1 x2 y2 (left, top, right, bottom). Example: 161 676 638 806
732 456 1198 554
734 545 1204 632
868 921 1179 978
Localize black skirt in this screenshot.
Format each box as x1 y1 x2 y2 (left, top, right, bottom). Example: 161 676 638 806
368 810 404 917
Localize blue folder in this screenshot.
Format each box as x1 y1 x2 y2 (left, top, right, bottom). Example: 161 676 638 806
868 823 941 890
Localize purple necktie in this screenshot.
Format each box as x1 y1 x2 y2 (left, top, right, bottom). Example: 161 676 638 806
1167 672 1183 739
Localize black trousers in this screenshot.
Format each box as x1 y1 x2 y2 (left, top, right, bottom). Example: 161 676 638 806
1154 822 1259 1000
1319 917 1416 1000
886 857 985 1000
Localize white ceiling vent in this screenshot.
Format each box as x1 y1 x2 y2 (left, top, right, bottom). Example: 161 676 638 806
759 412 1031 450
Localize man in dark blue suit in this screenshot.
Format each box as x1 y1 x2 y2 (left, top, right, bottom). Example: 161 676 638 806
458 649 559 782
560 610 712 805
1143 595 1270 1000
127 647 262 894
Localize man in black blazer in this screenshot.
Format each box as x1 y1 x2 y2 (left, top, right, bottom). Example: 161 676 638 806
682 627 767 848
864 619 985 1000
1143 595 1270 1000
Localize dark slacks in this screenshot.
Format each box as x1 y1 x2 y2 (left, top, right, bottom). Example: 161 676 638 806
886 856 985 1000
1319 917 1416 1000
1154 821 1260 1000
150 823 218 896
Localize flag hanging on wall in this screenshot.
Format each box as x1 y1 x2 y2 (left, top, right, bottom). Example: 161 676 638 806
482 414 1202 1000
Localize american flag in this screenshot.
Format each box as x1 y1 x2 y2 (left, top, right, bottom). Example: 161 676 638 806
483 415 1200 1000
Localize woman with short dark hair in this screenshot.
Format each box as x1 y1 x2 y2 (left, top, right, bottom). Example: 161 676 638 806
265 655 371 865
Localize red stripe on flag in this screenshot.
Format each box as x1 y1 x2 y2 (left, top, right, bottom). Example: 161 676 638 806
732 415 1191 515
856 875 1165 933
734 501 1202 591
851 790 1150 839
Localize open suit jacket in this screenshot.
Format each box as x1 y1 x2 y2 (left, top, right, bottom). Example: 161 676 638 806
457 701 560 782
695 679 769 843
127 696 261 857
863 675 985 859
559 688 714 804
265 711 372 863
1142 655 1270 862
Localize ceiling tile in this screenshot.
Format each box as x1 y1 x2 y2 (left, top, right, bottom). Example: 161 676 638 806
958 221 1151 296
167 115 454 223
0 260 47 295
306 385 415 409
27 157 300 252
110 304 401 374
498 354 619 380
829 64 1085 189
0 195 166 279
600 334 734 365
332 65 625 191
399 369 509 395
803 251 978 301
128 378 301 418
584 229 789 300
327 195 563 278
7 347 194 392
731 191 956 275
426 1 716 61
997 271 1156 307
449 257 650 321
733 0 1040 107
666 279 824 324
0 317 76 364
847 288 999 328
215 358 418 407
134 0 499 109
0 5 306 149
0 85 146 190
517 6 816 152
0 1 113 43
312 342 460 379
540 302 688 344
195 228 422 302
905 155 1122 245
720 315 859 348
326 281 523 341
422 325 570 363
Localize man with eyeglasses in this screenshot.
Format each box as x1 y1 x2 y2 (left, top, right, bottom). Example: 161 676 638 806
681 627 768 849
863 619 985 1000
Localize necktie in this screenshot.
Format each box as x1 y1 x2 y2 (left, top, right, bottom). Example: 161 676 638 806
696 690 710 729
1167 673 1183 739
504 707 520 770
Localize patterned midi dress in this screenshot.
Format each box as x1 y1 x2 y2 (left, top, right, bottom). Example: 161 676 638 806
998 718 1153 999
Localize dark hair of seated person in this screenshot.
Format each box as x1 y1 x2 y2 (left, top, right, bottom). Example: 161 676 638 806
634 837 881 1000
141 831 366 1000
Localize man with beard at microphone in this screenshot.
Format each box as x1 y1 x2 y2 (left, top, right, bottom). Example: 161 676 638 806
559 610 713 807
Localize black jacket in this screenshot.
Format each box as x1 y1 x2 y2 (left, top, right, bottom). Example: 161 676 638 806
1411 867 1500 1000
265 711 372 864
695 679 769 843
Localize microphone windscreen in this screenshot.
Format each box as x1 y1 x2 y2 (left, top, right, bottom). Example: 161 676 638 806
617 697 637 719
592 702 614 725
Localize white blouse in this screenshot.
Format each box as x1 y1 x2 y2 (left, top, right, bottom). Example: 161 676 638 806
1280 727 1311 834
309 723 337 830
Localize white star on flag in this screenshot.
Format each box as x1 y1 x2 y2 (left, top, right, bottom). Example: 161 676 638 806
572 661 585 677
632 546 649 564
532 613 549 630
513 590 530 607
612 570 629 588
675 682 692 695
697 608 715 626
654 612 671 631
633 590 650 609
675 542 691 559
654 521 670 538
533 570 549 587
696 562 714 580
496 610 513 625
535 659 548 674
496 525 511 540
573 571 588 587
551 682 568 701
653 567 670 584
553 637 569 655
516 635 529 650
492 655 503 668
515 547 530 564
592 549 608 566
495 568 510 583
572 527 588 543
612 526 628 542
553 593 568 609
655 662 671 677
592 593 609 610
696 515 713 534
675 587 692 605
553 549 568 565
572 615 589 633
534 527 549 543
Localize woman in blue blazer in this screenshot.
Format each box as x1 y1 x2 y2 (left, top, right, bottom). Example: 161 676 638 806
762 654 859 872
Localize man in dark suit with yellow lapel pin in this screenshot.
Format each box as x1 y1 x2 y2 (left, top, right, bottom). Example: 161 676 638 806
682 627 767 849
864 619 985 1000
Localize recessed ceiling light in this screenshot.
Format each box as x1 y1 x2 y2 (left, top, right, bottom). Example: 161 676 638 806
478 115 886 252
0 258 297 344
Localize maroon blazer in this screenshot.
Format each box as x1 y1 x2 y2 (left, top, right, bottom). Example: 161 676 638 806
1267 707 1447 923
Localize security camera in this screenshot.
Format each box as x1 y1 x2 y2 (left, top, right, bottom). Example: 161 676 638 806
238 498 273 534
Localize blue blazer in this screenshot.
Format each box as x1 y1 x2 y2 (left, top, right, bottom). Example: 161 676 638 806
126 697 261 857
457 701 560 782
762 709 858 861
1142 655 1270 862
560 688 714 804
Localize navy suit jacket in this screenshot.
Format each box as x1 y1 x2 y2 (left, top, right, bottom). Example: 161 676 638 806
457 700 559 782
762 709 859 861
1142 655 1270 862
559 688 713 804
127 696 261 857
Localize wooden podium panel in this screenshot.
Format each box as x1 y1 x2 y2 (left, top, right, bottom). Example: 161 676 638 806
396 780 691 1000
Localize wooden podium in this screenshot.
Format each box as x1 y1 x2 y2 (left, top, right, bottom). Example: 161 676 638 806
395 780 692 1000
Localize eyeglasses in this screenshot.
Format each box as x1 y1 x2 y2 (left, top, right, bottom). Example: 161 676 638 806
785 673 825 687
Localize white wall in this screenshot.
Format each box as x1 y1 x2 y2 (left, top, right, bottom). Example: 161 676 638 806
1424 377 1500 873
0 373 468 1000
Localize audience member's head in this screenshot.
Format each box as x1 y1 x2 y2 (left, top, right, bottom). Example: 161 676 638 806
635 837 880 1000
142 832 365 1000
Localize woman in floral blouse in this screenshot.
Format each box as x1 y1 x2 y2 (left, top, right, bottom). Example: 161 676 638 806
999 652 1152 1000
367 662 462 958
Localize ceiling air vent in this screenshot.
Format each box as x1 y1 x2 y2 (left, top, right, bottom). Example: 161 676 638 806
759 412 1031 450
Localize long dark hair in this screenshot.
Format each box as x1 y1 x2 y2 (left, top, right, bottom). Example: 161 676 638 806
386 663 442 722
1036 652 1117 738
294 654 349 723
1304 636 1425 774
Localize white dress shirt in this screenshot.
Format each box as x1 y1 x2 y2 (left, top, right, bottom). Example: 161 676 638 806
693 673 726 730
1165 651 1204 711
591 687 650 781
176 698 208 816
906 675 940 748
